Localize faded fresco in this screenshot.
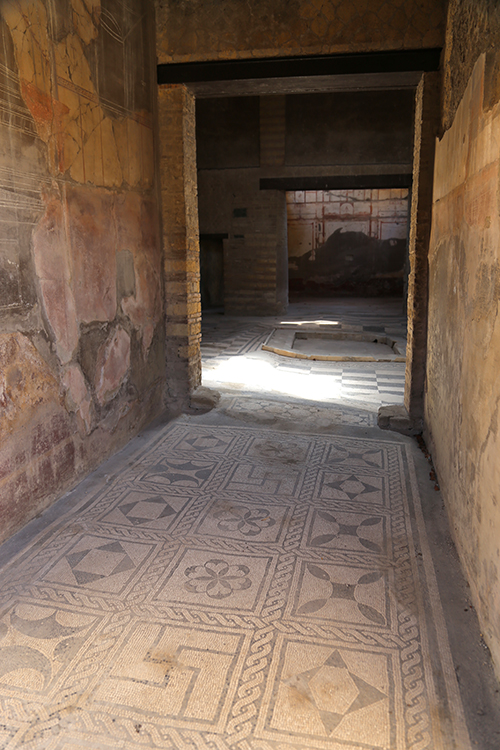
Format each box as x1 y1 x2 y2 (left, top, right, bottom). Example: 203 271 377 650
0 0 164 542
287 190 408 296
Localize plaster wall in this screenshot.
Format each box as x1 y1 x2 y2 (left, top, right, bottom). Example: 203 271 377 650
285 91 414 169
0 0 164 543
425 53 500 675
155 0 445 64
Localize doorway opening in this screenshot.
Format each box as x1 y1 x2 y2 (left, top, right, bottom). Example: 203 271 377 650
199 233 226 312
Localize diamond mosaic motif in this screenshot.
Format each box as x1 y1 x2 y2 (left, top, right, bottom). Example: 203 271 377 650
0 423 471 749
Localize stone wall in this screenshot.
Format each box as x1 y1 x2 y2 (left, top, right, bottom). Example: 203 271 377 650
198 168 288 316
0 0 164 543
197 97 289 315
155 0 446 63
425 51 500 675
442 0 500 132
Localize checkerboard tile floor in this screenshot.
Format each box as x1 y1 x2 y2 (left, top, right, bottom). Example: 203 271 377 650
202 299 407 410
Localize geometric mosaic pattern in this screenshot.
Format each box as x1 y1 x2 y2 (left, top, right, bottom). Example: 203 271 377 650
220 395 379 427
0 422 471 749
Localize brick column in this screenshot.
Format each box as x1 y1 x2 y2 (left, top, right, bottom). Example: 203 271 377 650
158 84 201 407
260 95 286 167
404 72 441 423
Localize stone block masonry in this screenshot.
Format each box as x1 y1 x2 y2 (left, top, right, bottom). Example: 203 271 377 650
159 85 202 405
260 96 286 167
224 186 288 316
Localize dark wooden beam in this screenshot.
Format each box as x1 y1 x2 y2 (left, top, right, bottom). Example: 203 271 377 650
260 174 412 191
158 49 441 85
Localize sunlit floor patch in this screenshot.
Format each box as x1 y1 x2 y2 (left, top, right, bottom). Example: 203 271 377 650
203 352 406 410
204 354 344 402
201 299 407 411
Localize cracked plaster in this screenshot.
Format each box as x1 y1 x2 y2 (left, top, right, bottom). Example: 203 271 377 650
0 0 163 541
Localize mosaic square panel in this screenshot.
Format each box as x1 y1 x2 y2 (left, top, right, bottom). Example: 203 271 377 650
42 535 153 593
168 428 239 454
0 602 100 696
99 489 187 530
137 457 221 490
154 548 275 613
288 560 389 628
303 508 386 555
93 622 249 730
257 636 394 749
315 471 385 506
323 443 386 471
194 497 291 542
221 463 302 497
242 435 313 465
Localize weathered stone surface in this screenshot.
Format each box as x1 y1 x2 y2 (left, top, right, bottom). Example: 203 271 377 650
425 52 500 679
442 0 500 132
156 0 446 64
3 0 155 187
0 333 79 542
32 190 79 364
117 194 162 358
67 186 117 324
0 333 61 435
94 328 131 406
190 385 221 411
404 72 441 421
377 404 420 436
62 363 94 434
116 249 136 300
0 1 163 545
159 85 201 404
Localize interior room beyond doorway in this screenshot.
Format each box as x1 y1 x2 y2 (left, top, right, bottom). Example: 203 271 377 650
286 188 409 300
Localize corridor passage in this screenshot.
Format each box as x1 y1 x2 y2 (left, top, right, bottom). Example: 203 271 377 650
0 301 497 749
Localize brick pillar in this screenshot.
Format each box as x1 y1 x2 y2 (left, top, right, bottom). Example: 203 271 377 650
404 72 441 423
260 95 286 167
158 84 201 407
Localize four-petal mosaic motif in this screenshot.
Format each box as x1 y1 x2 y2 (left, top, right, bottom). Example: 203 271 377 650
0 424 470 750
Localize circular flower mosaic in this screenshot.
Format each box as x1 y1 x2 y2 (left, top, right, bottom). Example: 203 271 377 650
184 558 252 599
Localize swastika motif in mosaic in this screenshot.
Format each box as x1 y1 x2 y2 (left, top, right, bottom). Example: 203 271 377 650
0 422 470 749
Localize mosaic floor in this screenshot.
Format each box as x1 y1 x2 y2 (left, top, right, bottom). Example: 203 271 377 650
0 301 485 749
0 421 471 749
